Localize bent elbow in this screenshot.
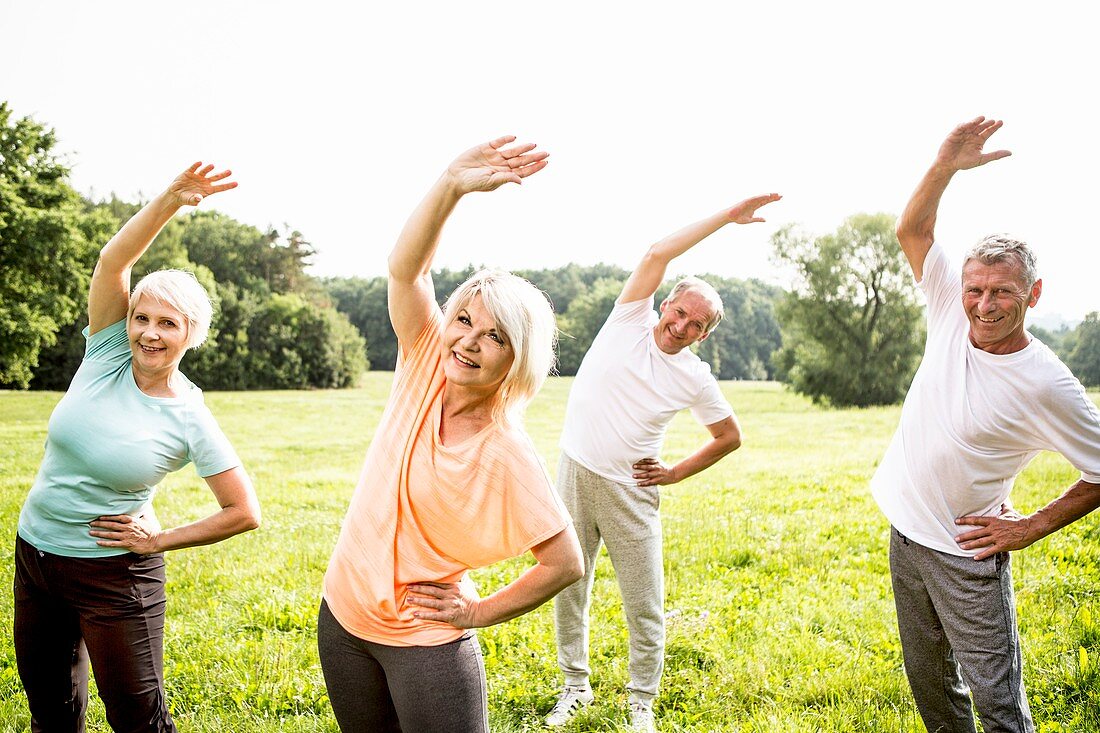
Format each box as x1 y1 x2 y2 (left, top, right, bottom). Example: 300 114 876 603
722 426 742 455
566 557 585 586
239 505 262 533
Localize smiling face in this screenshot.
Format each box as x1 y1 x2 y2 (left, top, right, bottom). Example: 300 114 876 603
127 294 190 376
653 289 716 355
961 258 1042 355
441 294 515 394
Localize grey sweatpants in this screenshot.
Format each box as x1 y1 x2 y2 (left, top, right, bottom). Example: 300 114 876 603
553 453 665 704
889 527 1035 733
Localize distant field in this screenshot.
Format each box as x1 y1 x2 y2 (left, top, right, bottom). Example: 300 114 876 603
1 378 1097 732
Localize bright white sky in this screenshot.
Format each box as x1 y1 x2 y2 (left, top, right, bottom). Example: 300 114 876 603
3 1 1098 321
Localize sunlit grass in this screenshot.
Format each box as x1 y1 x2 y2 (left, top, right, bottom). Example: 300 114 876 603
1 379 1097 731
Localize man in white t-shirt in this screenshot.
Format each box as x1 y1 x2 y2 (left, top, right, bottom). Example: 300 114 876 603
545 193 780 731
874 116 1100 733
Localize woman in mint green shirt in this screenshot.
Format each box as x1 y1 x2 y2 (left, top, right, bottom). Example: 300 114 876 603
14 163 262 733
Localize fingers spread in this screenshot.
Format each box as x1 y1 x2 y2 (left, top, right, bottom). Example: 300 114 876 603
500 142 537 159
980 150 1012 165
978 119 1003 138
507 151 549 168
488 135 518 149
514 160 548 179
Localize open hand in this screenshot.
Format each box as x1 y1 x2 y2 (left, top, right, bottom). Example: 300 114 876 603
954 505 1033 561
446 136 549 194
725 193 782 224
935 117 1012 173
90 513 162 554
166 162 238 207
632 457 678 487
407 580 482 628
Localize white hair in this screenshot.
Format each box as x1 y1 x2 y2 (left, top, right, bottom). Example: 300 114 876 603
129 269 213 349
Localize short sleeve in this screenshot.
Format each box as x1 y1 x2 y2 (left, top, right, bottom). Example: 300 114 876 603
917 243 961 331
606 296 656 328
186 401 241 478
472 432 572 564
689 370 734 426
396 308 444 365
1035 370 1100 484
83 319 132 364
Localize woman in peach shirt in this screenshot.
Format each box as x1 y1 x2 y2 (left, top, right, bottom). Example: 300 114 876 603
318 136 583 732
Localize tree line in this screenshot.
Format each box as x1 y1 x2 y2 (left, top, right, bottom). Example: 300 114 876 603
323 264 785 380
3 102 1097 402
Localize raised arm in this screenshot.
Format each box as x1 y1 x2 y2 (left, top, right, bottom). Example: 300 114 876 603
88 163 237 334
896 117 1011 280
387 136 548 348
617 194 781 304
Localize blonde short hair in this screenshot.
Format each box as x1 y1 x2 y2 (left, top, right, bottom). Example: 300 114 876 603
443 270 556 424
129 269 213 349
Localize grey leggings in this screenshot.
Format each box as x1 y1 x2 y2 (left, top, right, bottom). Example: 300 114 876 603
317 599 488 732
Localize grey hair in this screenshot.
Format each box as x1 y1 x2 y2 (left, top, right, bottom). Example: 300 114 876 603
964 234 1038 287
665 277 724 334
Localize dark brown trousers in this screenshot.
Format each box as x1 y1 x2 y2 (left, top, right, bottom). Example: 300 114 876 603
13 535 177 733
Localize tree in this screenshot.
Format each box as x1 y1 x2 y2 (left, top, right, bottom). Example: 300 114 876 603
1066 312 1100 387
693 275 784 380
177 212 313 296
186 290 366 390
771 213 925 407
0 103 114 387
556 277 625 375
321 276 394 369
517 262 631 315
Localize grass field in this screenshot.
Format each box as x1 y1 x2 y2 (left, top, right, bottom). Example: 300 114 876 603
1 377 1098 732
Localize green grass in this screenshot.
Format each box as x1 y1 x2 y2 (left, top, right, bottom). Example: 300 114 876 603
1 378 1098 732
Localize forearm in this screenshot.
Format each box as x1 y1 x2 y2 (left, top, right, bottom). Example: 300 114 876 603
153 502 261 552
621 209 728 302
387 173 463 283
473 559 579 627
97 191 181 273
1024 479 1100 544
896 163 954 274
649 209 730 265
670 433 741 483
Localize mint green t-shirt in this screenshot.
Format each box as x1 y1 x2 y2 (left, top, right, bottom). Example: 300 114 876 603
17 319 240 557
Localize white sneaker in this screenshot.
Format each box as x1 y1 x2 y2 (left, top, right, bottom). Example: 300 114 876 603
545 684 594 726
629 701 656 732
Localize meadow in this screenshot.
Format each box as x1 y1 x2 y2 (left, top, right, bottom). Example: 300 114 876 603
1 377 1097 732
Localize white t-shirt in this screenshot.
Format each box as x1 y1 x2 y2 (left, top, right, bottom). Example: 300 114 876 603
560 296 734 484
871 243 1100 555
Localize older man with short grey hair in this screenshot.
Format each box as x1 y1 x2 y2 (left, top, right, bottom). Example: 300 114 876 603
545 193 779 731
876 116 1100 733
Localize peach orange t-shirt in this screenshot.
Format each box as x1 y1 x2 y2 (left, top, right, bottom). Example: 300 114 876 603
323 310 571 646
